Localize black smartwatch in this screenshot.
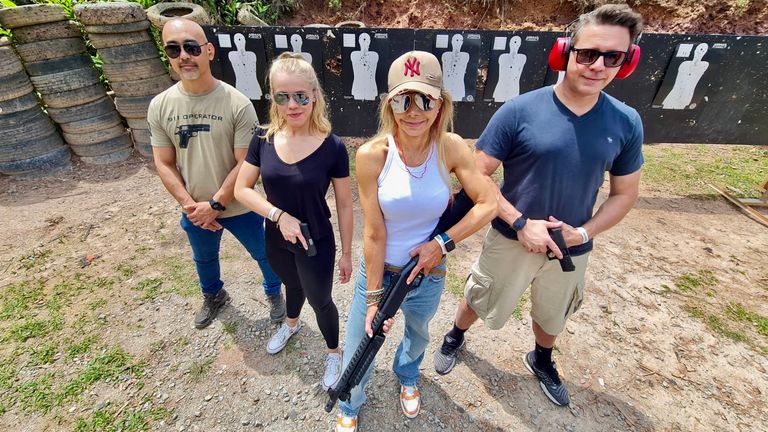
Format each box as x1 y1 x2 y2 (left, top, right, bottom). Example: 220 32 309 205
209 199 226 211
511 216 527 232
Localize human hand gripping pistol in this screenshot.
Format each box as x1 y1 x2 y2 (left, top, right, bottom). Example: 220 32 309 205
175 124 210 148
299 222 317 257
325 256 424 412
547 227 575 272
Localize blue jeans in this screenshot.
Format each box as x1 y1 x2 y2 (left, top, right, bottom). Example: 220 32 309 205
180 211 281 297
339 258 446 417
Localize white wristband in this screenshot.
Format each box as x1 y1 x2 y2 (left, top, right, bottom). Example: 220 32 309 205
433 234 448 255
576 227 589 244
267 207 280 222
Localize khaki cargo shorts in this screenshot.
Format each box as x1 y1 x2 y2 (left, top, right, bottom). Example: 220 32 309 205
464 227 590 335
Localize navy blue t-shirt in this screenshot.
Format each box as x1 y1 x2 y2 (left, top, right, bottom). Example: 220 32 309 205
245 129 349 241
477 86 644 255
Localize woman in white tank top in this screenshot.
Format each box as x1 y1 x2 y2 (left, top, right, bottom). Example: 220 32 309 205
335 51 497 432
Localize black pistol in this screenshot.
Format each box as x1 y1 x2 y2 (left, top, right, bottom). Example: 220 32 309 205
299 222 317 257
175 124 210 148
325 256 423 412
547 228 575 272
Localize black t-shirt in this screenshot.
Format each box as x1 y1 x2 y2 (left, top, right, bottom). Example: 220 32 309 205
245 128 349 240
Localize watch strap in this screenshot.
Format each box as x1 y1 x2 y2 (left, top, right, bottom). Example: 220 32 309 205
209 199 226 211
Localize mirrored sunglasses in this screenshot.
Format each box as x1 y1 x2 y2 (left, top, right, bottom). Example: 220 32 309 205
273 92 311 106
571 48 628 68
389 93 438 114
164 42 204 59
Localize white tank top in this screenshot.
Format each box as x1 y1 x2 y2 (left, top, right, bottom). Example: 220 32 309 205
378 134 450 266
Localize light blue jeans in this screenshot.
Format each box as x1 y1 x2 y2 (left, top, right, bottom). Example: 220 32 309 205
339 258 446 417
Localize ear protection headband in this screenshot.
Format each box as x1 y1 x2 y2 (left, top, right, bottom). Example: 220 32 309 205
547 36 641 80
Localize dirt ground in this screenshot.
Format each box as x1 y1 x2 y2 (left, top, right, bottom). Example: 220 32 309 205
0 141 766 431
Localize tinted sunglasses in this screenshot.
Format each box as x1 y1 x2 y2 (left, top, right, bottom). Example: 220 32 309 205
571 48 628 68
164 42 205 59
273 92 311 106
389 92 438 114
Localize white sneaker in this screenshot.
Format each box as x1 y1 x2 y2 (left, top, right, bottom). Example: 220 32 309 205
336 413 357 432
266 320 302 354
323 351 343 390
400 384 421 418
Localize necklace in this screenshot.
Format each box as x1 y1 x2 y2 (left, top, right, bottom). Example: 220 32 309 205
394 137 431 179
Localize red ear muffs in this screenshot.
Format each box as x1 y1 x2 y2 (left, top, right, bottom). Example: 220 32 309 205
547 37 641 80
548 37 570 72
615 44 640 79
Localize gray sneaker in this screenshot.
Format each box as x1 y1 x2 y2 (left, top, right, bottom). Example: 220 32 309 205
523 351 570 406
266 320 303 354
267 293 286 323
323 351 343 390
433 333 465 375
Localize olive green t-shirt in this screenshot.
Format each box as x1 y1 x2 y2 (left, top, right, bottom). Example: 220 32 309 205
148 81 257 218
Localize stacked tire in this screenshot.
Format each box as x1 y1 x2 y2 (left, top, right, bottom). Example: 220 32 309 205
0 36 70 178
75 3 172 158
0 4 132 165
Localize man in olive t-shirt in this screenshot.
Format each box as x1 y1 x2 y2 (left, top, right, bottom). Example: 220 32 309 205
148 18 283 329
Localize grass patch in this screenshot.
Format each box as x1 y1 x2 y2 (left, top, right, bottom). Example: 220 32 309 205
0 279 45 320
674 270 718 292
188 358 214 382
511 291 530 320
725 303 768 336
223 321 238 335
7 313 64 342
684 305 747 343
134 277 164 301
15 373 57 413
87 298 107 311
164 257 198 298
65 334 99 358
643 144 768 198
116 262 137 279
74 400 170 432
60 348 144 403
20 249 52 270
29 341 59 366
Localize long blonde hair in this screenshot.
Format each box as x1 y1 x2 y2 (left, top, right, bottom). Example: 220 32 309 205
372 89 454 183
263 52 331 139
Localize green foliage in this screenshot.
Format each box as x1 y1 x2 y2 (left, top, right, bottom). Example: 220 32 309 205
726 303 768 336
0 0 17 7
188 357 214 382
684 305 747 343
7 313 64 342
328 0 342 9
674 270 718 292
0 279 45 320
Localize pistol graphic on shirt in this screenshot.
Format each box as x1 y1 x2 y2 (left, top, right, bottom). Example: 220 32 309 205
175 124 210 149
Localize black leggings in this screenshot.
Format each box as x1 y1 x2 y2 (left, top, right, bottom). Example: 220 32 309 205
265 222 339 349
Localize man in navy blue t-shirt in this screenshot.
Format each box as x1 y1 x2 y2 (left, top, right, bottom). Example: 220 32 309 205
434 4 645 407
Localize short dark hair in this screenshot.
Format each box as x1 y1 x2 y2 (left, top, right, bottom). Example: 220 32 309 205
572 3 644 46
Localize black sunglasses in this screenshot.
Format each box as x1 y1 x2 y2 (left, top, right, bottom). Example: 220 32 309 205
273 92 311 106
164 41 206 59
571 48 628 68
389 93 438 114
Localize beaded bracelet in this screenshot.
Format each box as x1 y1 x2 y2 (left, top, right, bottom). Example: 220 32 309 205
365 289 385 306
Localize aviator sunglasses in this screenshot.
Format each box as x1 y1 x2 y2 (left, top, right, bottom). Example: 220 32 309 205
389 92 438 114
571 48 628 68
164 41 205 59
272 92 312 106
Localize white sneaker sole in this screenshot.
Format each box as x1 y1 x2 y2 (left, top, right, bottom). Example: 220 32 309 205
266 322 302 355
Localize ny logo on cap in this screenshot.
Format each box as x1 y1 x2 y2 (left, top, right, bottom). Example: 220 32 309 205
404 56 420 77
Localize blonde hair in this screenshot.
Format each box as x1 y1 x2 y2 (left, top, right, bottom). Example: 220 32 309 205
263 52 331 139
372 89 454 184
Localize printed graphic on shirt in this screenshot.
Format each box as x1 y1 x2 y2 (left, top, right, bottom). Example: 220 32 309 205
175 124 211 149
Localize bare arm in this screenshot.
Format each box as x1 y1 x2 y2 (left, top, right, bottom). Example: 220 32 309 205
356 140 388 294
234 159 271 217
332 176 354 284
213 147 248 207
153 146 195 208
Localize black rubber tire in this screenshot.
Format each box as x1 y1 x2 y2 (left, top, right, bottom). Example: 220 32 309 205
134 142 153 158
126 118 149 130
74 3 146 26
30 66 100 95
87 30 152 49
146 3 210 29
63 123 126 146
131 128 150 143
0 129 65 163
15 38 86 63
60 110 122 135
41 82 107 109
11 20 82 44
0 92 39 116
0 104 44 129
47 96 115 124
24 55 92 77
70 131 132 157
115 95 154 119
0 145 71 176
84 20 150 35
79 146 133 165
98 41 161 64
0 4 67 29
0 44 24 77
102 57 166 83
2 113 57 146
0 71 34 103
109 74 172 97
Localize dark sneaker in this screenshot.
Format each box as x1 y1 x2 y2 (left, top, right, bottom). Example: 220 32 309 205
194 289 230 329
523 350 570 406
433 333 465 375
267 293 286 324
